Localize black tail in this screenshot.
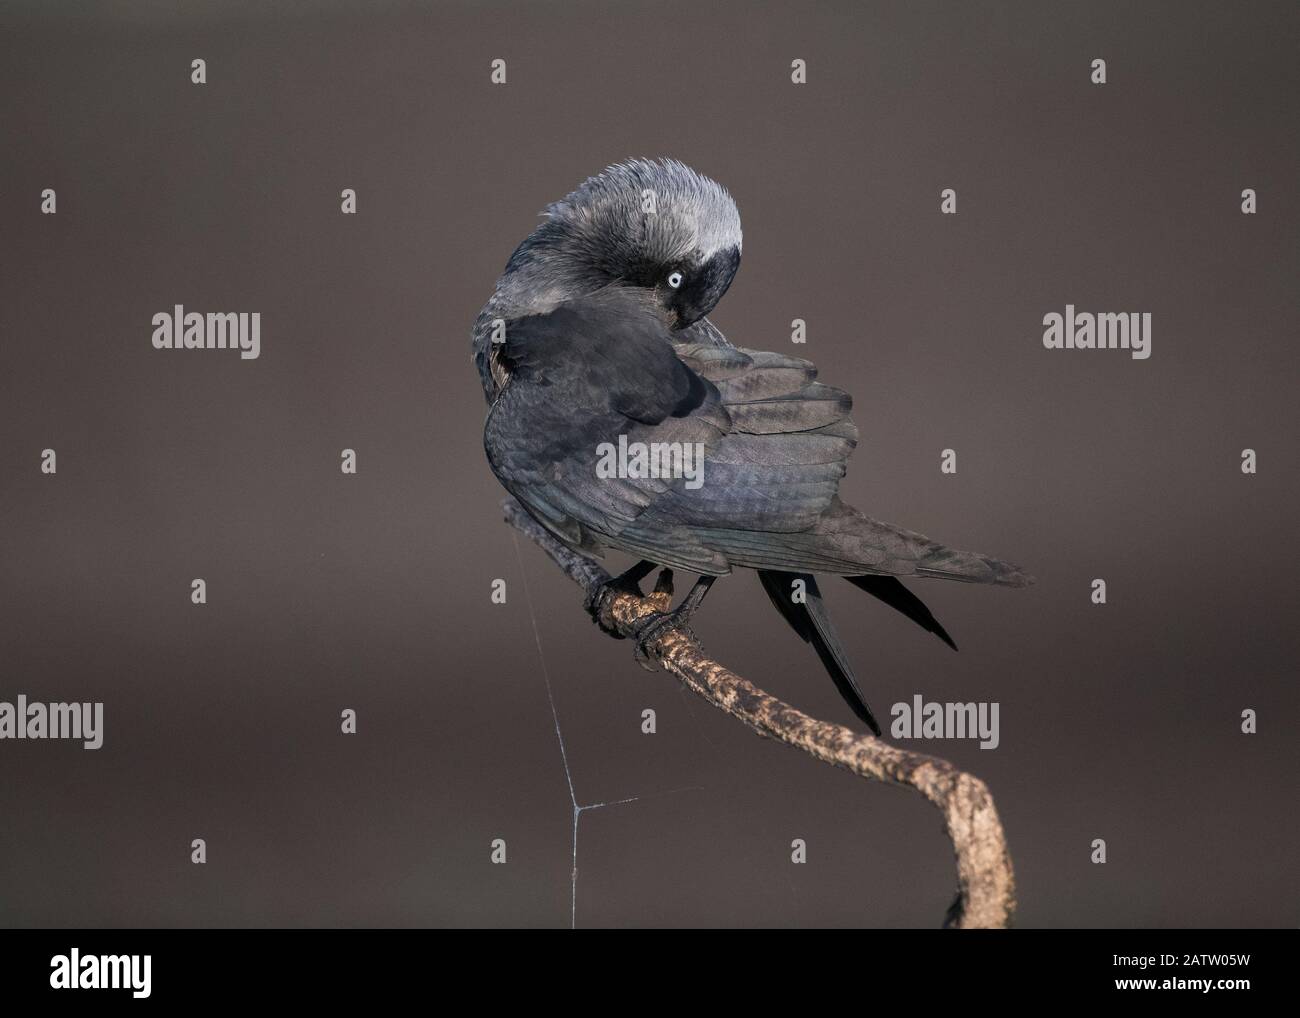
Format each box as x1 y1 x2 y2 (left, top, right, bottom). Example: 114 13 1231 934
845 575 958 651
757 570 881 736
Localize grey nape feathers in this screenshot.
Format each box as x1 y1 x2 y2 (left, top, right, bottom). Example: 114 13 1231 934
474 158 1031 735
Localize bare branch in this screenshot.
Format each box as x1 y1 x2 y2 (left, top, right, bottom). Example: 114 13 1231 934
503 497 1016 929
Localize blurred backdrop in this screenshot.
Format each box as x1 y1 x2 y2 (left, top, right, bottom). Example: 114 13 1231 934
0 0 1296 927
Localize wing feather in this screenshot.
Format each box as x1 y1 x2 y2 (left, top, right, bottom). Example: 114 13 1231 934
486 296 1019 582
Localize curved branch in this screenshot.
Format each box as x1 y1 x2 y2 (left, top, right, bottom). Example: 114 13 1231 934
503 497 1016 929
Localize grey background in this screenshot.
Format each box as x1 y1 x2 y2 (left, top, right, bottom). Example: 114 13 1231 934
0 0 1296 927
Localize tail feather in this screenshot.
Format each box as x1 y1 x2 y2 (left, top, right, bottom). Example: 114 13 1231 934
912 545 1034 588
845 574 958 650
816 499 1035 587
757 570 881 735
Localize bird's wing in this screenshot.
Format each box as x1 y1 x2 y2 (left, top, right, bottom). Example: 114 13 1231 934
485 293 860 572
672 330 1030 583
485 293 732 572
487 294 1028 583
641 340 861 536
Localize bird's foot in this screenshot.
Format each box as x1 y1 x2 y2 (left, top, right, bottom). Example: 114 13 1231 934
583 580 633 639
583 560 660 638
630 572 714 670
630 605 698 670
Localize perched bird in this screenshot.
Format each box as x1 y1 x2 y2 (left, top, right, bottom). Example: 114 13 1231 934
473 158 1031 735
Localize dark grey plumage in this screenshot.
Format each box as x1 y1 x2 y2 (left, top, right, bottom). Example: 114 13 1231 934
474 158 1031 731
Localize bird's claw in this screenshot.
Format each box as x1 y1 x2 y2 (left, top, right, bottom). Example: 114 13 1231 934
630 608 698 670
583 577 638 639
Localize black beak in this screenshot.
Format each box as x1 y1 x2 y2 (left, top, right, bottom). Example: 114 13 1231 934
677 246 741 328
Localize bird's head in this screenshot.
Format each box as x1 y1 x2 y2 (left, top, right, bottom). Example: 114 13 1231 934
508 158 743 329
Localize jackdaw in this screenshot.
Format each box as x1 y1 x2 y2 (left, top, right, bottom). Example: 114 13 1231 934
473 158 1031 735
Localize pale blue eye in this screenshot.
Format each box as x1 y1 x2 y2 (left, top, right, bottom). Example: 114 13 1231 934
667 271 683 289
